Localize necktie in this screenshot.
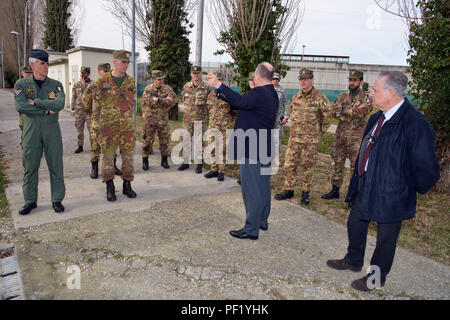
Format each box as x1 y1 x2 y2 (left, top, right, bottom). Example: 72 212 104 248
359 114 385 176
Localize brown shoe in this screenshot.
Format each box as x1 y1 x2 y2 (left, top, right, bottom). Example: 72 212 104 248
351 275 385 292
326 258 362 272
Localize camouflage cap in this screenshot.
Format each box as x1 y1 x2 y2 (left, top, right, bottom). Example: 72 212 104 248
151 70 165 79
113 50 131 62
249 72 255 81
349 70 364 79
298 68 313 79
80 66 91 74
273 72 280 80
214 70 224 80
21 65 32 73
98 63 111 72
191 66 202 74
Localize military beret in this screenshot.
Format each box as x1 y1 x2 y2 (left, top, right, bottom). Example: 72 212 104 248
298 68 313 79
214 70 224 80
29 49 49 62
21 65 33 73
273 72 280 80
152 70 165 79
349 70 364 79
80 66 91 74
98 63 111 72
113 50 131 62
191 66 202 73
249 72 255 81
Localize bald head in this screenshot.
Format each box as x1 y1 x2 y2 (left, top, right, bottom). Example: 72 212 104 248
254 62 274 87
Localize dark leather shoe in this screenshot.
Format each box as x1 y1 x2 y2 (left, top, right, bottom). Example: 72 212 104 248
326 258 362 272
74 145 83 153
142 157 149 171
90 161 98 179
321 185 339 200
229 229 258 240
19 202 37 215
161 156 170 169
122 180 137 198
195 164 203 174
274 190 294 200
301 191 310 205
52 202 65 213
106 180 116 202
178 163 189 171
204 170 218 179
351 275 385 292
260 226 268 231
217 172 224 181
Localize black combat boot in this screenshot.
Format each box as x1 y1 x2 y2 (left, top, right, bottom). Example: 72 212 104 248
204 170 218 179
301 191 310 205
143 157 149 171
114 156 122 175
52 202 65 213
123 180 137 198
321 185 339 200
195 164 203 174
90 161 98 179
106 180 116 202
161 156 170 169
178 163 189 171
217 172 224 181
74 145 83 153
274 190 294 200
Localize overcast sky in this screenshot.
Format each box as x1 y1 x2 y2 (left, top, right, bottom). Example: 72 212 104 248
77 0 409 66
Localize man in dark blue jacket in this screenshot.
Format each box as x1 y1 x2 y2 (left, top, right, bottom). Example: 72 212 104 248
326 71 440 291
206 62 279 240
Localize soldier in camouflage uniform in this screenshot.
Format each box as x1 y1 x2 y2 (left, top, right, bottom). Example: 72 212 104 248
72 66 93 153
275 69 331 205
141 70 177 170
18 66 34 132
93 50 137 202
272 72 289 153
322 70 373 200
203 71 237 181
178 65 211 173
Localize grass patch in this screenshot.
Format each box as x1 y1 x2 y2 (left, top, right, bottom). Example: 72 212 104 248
0 151 10 218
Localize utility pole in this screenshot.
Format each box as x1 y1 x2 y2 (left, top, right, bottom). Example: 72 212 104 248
132 0 137 130
1 37 5 88
24 0 29 67
11 31 21 78
195 0 204 67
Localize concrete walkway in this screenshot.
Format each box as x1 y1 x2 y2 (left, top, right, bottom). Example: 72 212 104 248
0 89 448 300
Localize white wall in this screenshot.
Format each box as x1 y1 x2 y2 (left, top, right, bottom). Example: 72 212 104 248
48 61 70 107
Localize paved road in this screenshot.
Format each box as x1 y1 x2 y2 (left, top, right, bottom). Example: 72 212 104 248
0 89 448 300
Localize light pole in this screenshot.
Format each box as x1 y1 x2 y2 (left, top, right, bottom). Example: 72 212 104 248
302 45 305 65
11 31 21 78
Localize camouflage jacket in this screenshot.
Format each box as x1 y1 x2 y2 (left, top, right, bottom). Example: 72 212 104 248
289 87 331 144
71 79 92 111
207 90 237 130
332 88 373 136
82 82 100 127
142 83 177 124
274 85 289 121
182 80 211 119
92 72 136 134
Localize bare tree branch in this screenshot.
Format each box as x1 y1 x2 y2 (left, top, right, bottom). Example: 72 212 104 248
373 0 424 29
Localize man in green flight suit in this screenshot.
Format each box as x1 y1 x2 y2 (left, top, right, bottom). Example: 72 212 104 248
14 49 66 215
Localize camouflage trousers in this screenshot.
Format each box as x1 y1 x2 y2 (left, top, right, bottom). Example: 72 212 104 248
181 113 208 163
75 109 91 146
19 113 23 131
283 141 319 192
99 131 136 183
274 120 284 153
330 135 360 187
142 121 170 158
207 127 228 173
89 127 101 162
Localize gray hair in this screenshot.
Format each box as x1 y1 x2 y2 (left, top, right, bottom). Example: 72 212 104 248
378 71 408 98
255 62 274 81
29 57 39 66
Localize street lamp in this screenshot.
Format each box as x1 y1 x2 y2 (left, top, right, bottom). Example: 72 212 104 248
302 45 306 65
10 31 21 78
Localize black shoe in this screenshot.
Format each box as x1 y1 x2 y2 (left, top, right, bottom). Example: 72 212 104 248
178 163 189 171
122 180 137 198
90 161 98 179
260 226 268 231
326 258 362 272
351 275 385 292
195 164 203 174
321 185 340 200
301 191 310 205
217 172 224 181
74 145 83 153
161 156 170 169
52 202 65 213
237 179 241 185
274 190 294 200
106 180 116 202
114 157 122 175
19 202 37 215
229 229 258 240
204 170 218 179
143 157 149 171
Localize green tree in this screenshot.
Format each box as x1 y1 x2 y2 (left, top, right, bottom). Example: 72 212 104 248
43 0 74 52
407 0 449 192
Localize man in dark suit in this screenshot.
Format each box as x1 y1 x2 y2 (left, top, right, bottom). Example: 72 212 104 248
326 71 440 291
206 62 279 240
